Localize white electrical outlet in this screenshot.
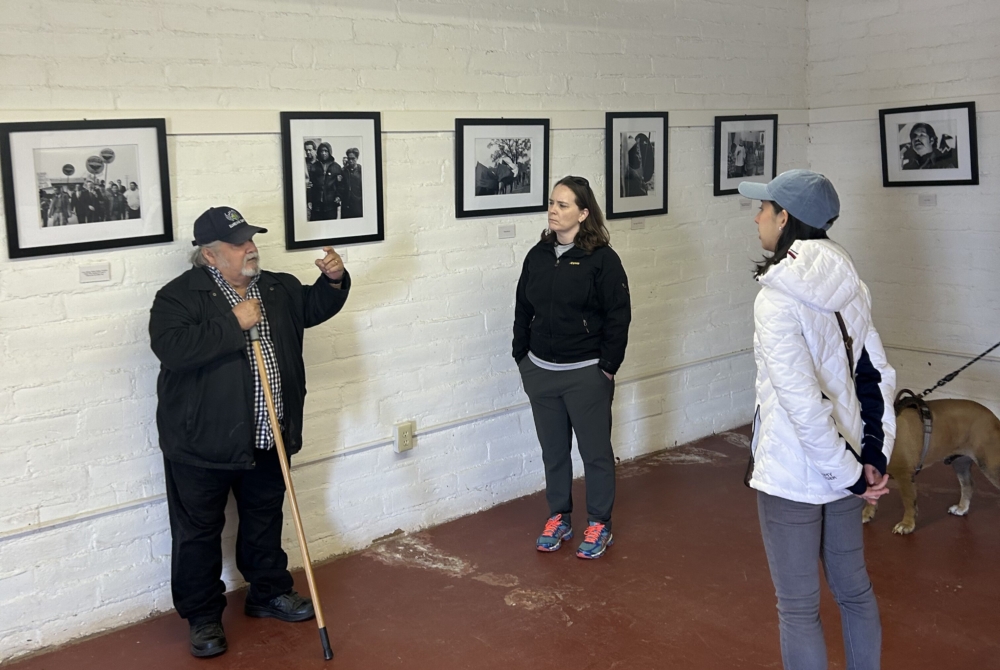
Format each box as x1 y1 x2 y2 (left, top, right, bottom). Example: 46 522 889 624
394 421 416 453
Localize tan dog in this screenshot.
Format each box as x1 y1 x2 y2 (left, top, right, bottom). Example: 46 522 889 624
863 398 1000 534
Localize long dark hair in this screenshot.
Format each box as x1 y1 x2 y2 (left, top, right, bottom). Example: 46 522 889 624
753 202 829 278
540 175 610 252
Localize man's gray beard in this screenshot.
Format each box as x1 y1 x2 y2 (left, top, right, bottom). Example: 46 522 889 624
241 257 261 277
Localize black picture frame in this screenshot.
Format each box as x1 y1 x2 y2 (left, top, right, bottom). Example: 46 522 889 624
713 114 778 196
454 118 549 219
605 112 669 219
280 111 385 249
1 118 173 259
878 101 978 187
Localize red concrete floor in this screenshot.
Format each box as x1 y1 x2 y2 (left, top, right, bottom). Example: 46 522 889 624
6 428 999 669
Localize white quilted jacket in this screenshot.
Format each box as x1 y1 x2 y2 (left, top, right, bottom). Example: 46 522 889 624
749 239 896 504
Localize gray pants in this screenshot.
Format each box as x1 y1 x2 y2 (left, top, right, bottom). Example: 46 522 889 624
757 491 881 670
519 358 616 526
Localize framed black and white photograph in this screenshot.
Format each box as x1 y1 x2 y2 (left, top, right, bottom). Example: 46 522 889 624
454 118 549 219
605 112 668 219
280 111 385 249
1 118 172 259
878 101 978 187
714 115 778 196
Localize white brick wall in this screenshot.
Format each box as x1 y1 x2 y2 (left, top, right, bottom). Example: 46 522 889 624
0 0 810 659
807 0 1000 417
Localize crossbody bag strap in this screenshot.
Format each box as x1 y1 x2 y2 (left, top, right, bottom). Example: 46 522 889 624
835 312 855 384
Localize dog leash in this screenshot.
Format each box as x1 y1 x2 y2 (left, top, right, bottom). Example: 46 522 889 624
893 338 1000 475
913 338 1000 399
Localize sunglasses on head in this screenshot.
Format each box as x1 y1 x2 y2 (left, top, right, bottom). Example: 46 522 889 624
569 176 589 187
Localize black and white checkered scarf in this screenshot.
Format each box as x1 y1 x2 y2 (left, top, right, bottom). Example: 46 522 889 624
206 266 284 450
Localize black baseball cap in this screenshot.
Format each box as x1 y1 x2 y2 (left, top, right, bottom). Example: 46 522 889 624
191 207 267 246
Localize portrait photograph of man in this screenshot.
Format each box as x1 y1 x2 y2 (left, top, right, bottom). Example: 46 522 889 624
898 121 959 170
879 102 978 187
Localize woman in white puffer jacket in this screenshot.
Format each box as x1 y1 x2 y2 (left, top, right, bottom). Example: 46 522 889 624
739 170 896 670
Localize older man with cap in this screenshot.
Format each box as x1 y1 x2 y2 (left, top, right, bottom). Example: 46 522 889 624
148 206 350 658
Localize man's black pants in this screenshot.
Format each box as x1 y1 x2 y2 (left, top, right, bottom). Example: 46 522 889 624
163 448 293 624
519 358 616 528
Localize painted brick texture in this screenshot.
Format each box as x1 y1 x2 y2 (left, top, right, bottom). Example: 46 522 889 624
0 0 813 659
807 0 1000 416
0 0 808 112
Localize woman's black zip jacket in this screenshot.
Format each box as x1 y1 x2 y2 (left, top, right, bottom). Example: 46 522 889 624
512 241 631 374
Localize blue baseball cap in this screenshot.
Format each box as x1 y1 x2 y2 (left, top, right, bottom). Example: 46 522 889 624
191 207 267 246
737 169 840 230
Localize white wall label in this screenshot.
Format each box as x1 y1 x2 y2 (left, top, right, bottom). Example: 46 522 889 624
918 194 937 207
739 198 752 210
631 218 645 230
498 224 516 239
79 263 111 283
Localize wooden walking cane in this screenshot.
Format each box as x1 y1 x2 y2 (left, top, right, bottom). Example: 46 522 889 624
248 325 333 661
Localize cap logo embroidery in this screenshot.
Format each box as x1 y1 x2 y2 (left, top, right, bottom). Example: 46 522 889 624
224 210 245 227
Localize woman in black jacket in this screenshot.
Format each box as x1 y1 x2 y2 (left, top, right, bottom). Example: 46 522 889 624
513 176 631 559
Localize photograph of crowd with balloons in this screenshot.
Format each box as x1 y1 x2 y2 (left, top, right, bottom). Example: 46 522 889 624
1 118 172 258
33 144 142 227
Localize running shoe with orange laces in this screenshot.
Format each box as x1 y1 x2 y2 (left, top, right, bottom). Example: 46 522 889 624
575 521 613 559
535 514 573 552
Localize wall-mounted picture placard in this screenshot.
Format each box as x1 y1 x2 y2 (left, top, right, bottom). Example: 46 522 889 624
878 101 978 187
1 118 172 258
714 114 778 196
280 111 385 248
454 118 549 219
605 112 669 219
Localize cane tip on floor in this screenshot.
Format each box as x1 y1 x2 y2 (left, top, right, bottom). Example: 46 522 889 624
319 627 334 661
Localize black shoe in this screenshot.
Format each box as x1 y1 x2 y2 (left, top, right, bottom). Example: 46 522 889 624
244 590 315 622
189 621 227 658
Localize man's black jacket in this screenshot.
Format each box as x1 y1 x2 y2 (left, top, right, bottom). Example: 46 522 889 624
512 242 631 374
149 267 350 470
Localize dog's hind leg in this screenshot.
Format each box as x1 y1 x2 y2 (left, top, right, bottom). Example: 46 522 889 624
948 456 974 516
862 501 878 523
893 476 919 535
973 413 1000 493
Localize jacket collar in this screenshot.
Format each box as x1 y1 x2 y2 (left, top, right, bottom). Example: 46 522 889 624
538 240 589 258
757 239 860 313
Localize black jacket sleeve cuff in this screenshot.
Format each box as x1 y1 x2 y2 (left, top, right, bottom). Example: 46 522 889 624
861 449 886 476
598 358 620 375
847 472 868 496
326 269 351 291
